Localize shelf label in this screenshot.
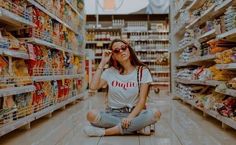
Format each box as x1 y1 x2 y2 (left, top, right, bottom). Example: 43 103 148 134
27 44 36 60
96 42 103 47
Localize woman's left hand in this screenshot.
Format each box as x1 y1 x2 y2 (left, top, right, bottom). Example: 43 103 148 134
121 118 132 129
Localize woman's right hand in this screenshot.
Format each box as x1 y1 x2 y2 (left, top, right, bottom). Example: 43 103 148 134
100 50 112 66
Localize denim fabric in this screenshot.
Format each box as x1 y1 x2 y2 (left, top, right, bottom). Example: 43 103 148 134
91 109 157 134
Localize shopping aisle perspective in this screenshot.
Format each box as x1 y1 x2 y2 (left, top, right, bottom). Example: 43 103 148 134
0 92 235 145
1 0 236 144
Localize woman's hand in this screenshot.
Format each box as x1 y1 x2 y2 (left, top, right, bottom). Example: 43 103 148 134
100 50 112 67
121 118 132 129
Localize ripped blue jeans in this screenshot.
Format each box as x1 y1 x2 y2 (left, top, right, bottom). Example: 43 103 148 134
91 108 158 134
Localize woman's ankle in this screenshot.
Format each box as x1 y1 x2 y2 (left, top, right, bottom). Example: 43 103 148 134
105 126 121 136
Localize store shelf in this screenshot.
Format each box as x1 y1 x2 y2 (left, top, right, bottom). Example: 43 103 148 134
0 91 86 137
0 85 35 97
186 4 216 29
216 63 236 70
174 22 188 36
151 82 169 85
173 0 193 18
176 40 195 52
205 109 236 130
65 0 83 20
129 39 169 42
198 29 216 42
187 0 205 11
0 113 35 137
217 28 236 39
177 54 216 67
0 48 29 59
0 7 35 28
20 37 61 50
215 86 236 97
176 78 222 86
213 0 233 17
177 95 236 130
27 0 78 34
86 41 111 44
20 38 80 56
141 59 156 62
135 49 168 52
32 74 82 82
94 56 102 59
122 30 169 33
151 71 169 74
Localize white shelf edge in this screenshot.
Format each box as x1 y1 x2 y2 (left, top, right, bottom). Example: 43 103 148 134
216 63 236 70
0 7 35 27
187 0 205 11
214 0 232 15
65 0 83 20
140 59 156 62
0 85 35 97
1 48 29 59
151 71 169 73
217 28 236 39
215 86 236 97
186 4 215 29
173 0 193 18
174 22 188 36
32 74 82 82
20 38 80 56
176 78 222 86
151 82 170 85
129 39 169 42
122 30 169 33
177 95 236 130
177 54 216 67
197 29 216 41
177 40 195 52
0 92 86 136
135 49 169 52
86 41 111 44
27 0 78 34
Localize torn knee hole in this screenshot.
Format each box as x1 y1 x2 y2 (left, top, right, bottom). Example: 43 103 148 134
87 110 100 123
153 111 161 121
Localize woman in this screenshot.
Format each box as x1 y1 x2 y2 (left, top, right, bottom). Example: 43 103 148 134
84 39 161 136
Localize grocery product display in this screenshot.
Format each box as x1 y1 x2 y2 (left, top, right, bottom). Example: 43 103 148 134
1 0 236 143
171 0 236 130
0 0 86 136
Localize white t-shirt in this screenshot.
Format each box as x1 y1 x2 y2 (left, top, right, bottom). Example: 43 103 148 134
101 67 153 109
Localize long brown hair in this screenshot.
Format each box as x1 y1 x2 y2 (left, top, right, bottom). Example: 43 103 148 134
108 39 147 73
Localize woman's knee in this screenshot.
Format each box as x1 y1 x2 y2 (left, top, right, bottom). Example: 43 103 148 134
152 109 161 121
86 109 100 122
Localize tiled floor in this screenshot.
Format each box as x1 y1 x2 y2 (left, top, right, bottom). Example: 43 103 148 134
0 91 236 145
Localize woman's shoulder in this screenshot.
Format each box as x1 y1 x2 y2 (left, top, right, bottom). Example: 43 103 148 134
138 66 150 72
104 67 118 73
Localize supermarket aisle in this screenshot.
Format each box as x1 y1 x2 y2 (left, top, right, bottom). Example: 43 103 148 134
0 92 236 145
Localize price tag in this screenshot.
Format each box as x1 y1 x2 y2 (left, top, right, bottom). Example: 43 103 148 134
96 42 103 47
27 44 36 60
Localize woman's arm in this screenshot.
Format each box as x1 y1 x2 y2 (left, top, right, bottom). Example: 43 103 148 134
89 63 107 90
89 50 112 90
121 83 150 129
128 83 150 118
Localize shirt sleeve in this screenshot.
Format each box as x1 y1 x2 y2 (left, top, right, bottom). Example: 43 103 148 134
101 68 110 82
141 68 153 84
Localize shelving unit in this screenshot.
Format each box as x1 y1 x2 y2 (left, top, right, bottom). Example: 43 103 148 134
171 0 236 130
0 0 86 137
85 14 170 91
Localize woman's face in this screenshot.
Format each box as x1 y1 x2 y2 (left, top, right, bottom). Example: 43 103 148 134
111 42 130 63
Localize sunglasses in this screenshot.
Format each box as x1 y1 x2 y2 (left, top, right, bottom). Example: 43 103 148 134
112 45 128 54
